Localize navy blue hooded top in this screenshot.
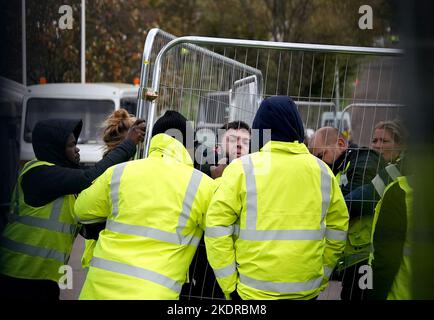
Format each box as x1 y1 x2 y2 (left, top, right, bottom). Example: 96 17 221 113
252 96 305 149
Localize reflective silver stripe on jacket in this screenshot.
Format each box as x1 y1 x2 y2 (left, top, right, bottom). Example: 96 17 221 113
9 196 75 235
205 225 234 238
238 156 333 241
372 174 386 197
213 262 237 279
239 229 325 241
91 257 182 293
110 162 128 218
315 158 332 229
7 213 75 234
108 168 203 247
106 220 201 247
241 156 257 230
176 170 203 242
239 273 323 293
324 266 334 279
372 164 402 197
385 164 401 181
0 236 66 263
325 229 347 241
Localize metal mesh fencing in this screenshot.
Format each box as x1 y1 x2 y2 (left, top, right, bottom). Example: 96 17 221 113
136 31 405 300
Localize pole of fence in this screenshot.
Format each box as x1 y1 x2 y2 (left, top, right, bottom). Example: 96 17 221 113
135 28 160 159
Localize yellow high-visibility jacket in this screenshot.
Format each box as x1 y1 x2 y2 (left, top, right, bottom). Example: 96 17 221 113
370 176 413 300
205 141 349 300
0 160 77 282
74 134 215 300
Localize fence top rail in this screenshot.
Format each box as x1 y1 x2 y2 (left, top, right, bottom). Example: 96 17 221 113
154 36 403 61
144 29 263 77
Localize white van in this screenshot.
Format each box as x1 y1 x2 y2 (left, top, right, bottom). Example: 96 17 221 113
20 83 139 164
321 111 352 139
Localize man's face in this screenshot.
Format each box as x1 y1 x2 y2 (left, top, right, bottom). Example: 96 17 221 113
221 128 250 162
65 133 80 165
309 134 345 166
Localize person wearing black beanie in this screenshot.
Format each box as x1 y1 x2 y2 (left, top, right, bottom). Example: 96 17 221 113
74 109 215 300
204 95 348 300
152 110 190 147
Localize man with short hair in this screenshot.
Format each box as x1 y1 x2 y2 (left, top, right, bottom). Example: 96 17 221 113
182 121 251 300
309 126 384 300
197 121 251 179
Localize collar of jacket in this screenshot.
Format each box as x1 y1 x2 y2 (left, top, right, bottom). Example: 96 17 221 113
148 133 194 166
260 140 309 154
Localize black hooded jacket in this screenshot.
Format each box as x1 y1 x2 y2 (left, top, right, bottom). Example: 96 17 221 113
21 118 136 207
331 143 383 197
252 96 304 149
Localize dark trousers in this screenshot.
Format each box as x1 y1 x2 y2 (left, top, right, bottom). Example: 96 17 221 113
340 260 369 301
0 274 60 300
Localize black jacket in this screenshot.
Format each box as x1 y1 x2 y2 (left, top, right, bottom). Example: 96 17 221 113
344 157 408 220
332 143 383 197
21 118 136 207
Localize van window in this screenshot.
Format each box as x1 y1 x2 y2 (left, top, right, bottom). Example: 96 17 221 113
120 97 138 116
24 98 115 144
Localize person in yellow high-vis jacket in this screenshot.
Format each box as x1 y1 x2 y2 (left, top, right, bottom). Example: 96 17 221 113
205 96 349 300
0 118 144 300
80 109 137 269
369 176 414 300
75 111 215 300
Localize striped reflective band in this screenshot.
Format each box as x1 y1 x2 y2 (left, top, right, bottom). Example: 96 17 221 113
0 236 66 263
213 262 237 279
241 156 257 230
315 159 332 227
110 162 128 218
239 273 323 293
8 196 74 234
50 197 64 220
205 225 234 238
324 266 334 279
107 169 203 246
177 170 203 237
239 156 332 242
106 220 201 246
372 174 386 196
7 213 75 234
91 257 182 293
325 229 347 241
385 164 401 181
239 229 325 241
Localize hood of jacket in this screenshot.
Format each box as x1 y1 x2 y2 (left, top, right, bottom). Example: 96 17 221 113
148 133 194 167
32 118 82 168
252 96 305 149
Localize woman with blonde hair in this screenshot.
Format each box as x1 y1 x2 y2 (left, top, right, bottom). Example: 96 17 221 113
371 119 408 163
81 108 138 268
102 108 137 157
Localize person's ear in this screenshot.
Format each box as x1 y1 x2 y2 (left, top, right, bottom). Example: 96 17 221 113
337 137 347 148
